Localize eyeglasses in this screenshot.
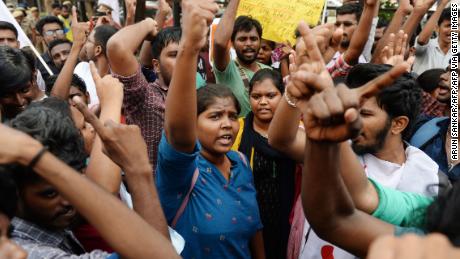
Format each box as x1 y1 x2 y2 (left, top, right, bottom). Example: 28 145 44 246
44 29 64 36
334 21 357 28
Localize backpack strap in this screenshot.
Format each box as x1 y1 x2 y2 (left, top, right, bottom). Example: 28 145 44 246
171 151 248 228
171 168 200 228
410 117 449 148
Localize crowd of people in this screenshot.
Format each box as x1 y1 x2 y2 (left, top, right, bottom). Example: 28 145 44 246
0 0 457 258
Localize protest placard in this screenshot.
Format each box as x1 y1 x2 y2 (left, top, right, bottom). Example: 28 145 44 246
236 0 326 43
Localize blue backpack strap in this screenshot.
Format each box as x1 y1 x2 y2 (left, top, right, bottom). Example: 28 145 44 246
410 117 449 148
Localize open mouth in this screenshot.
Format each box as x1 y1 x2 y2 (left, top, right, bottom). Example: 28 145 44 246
243 49 256 56
57 207 76 219
439 88 449 95
217 134 233 145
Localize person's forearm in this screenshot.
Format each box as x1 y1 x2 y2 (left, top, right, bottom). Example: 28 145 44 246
402 9 426 45
213 0 240 70
344 2 379 65
125 15 135 27
339 142 379 214
302 140 355 231
155 10 168 29
371 8 410 63
85 104 123 195
280 59 290 78
164 41 199 152
140 41 154 68
362 17 378 62
125 167 170 240
26 148 179 258
267 98 304 163
108 18 155 62
250 230 265 259
214 0 240 48
303 138 393 257
125 9 135 26
50 42 83 100
417 3 447 44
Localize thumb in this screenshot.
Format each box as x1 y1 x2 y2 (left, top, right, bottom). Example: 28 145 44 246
89 61 101 83
344 108 362 138
331 28 343 49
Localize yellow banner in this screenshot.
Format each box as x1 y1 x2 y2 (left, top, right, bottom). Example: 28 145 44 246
236 0 326 43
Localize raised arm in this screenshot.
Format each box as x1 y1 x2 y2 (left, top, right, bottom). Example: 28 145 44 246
293 54 413 258
124 0 136 27
401 0 436 46
344 0 380 65
212 0 240 71
138 0 173 68
371 0 413 63
268 97 304 163
155 0 173 29
267 53 305 162
303 138 393 257
164 0 218 153
74 95 170 240
0 125 179 259
107 18 157 77
416 0 450 45
268 24 342 161
81 62 122 195
51 7 88 100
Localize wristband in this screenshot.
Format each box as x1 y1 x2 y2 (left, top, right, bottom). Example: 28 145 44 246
284 89 298 108
28 146 48 168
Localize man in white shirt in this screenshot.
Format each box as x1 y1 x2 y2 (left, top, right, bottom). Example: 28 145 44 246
299 64 444 259
412 5 451 75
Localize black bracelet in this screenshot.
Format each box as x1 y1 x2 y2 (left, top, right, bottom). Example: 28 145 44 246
28 146 48 168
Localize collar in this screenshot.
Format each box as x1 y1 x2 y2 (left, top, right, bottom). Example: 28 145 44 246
11 217 69 247
154 78 169 92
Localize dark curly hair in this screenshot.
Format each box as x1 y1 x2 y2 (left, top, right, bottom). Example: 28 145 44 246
438 7 451 26
0 46 33 97
151 26 182 60
231 16 263 42
3 103 87 186
346 63 422 139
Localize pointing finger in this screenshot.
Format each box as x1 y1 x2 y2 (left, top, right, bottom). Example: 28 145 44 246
298 21 323 64
72 96 106 138
72 6 78 25
355 62 409 102
89 61 101 83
